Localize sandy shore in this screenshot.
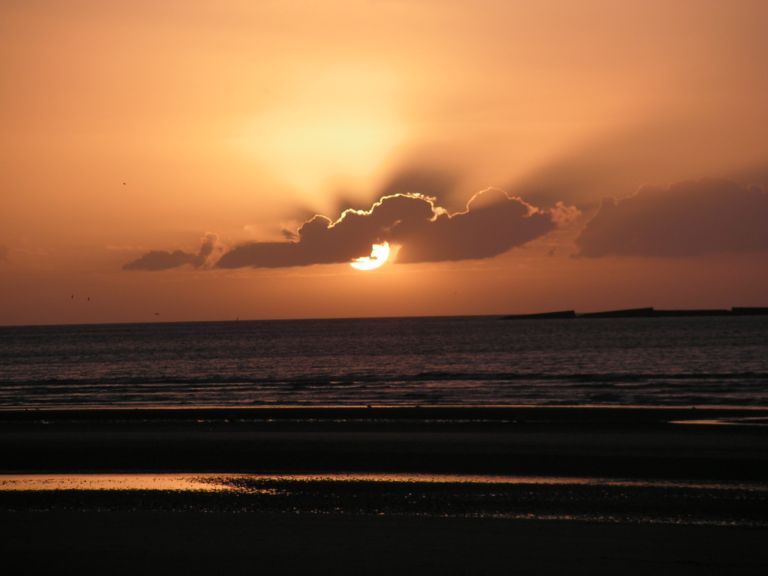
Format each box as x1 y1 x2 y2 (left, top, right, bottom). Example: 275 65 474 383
2 407 767 574
1 406 767 479
3 511 768 575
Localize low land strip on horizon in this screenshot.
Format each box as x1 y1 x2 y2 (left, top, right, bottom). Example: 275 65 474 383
502 306 768 320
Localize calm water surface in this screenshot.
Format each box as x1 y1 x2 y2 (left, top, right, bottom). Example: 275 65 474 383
1 316 767 408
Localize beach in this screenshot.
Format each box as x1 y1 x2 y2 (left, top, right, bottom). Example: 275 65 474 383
2 406 767 478
5 0 768 571
6 511 768 575
2 406 767 574
3 316 768 573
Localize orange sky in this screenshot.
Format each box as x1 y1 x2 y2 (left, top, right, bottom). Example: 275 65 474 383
2 0 768 325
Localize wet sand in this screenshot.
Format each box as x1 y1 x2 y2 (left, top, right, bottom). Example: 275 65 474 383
2 407 768 574
4 511 768 575
1 406 767 479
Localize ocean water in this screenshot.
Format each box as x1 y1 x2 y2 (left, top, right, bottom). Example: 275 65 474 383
1 316 767 409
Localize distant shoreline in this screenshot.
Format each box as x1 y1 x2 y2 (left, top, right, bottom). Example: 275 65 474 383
502 306 768 320
2 307 768 328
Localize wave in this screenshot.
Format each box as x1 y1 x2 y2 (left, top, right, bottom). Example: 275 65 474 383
3 370 768 388
2 370 768 409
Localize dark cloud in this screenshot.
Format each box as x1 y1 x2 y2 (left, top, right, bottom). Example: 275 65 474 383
193 233 218 266
576 179 768 257
217 189 558 269
124 234 219 271
123 249 195 271
394 189 556 263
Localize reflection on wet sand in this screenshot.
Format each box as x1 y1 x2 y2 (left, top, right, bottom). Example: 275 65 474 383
3 473 767 493
3 472 767 528
0 474 233 492
215 473 768 492
670 415 768 427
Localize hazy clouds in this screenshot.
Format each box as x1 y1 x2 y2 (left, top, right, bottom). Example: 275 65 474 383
577 179 768 257
124 234 219 271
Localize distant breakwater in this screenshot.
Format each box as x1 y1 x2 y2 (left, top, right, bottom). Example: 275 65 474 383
501 307 768 320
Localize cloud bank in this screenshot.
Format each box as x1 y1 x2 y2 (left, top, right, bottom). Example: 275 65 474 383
216 189 557 269
124 233 219 271
577 179 768 257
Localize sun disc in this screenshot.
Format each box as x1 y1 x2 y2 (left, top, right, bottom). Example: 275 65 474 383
350 242 390 271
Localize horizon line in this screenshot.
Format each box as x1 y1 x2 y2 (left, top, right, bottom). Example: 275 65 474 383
2 306 768 329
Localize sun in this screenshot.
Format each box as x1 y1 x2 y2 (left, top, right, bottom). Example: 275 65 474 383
350 242 391 271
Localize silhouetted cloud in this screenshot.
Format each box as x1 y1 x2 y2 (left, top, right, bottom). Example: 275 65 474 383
123 249 194 271
193 233 218 266
124 233 220 271
577 179 768 257
217 189 558 269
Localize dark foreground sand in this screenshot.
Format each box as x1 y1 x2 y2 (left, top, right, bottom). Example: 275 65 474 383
4 511 768 575
2 407 768 574
2 406 768 479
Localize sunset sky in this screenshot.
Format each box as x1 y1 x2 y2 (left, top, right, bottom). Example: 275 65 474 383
2 0 768 325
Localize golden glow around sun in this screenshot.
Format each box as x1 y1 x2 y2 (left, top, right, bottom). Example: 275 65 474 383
350 242 391 271
237 67 405 195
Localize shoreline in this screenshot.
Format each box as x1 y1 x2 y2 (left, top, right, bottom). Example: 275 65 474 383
4 510 767 575
3 404 768 418
4 405 767 574
2 406 767 479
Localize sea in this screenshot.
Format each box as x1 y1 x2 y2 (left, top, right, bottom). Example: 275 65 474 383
1 315 767 409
